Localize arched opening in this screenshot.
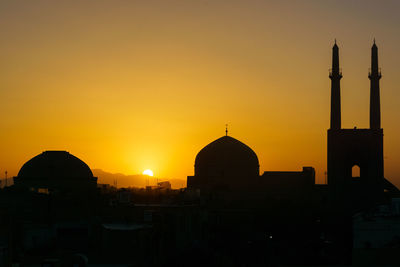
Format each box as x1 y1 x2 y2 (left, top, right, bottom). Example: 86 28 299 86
352 165 360 178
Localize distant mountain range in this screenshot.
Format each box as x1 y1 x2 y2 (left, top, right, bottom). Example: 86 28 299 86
92 169 186 189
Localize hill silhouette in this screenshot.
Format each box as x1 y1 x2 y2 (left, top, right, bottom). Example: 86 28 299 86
92 169 186 189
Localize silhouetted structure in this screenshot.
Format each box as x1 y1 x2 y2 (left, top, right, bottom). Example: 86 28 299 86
187 135 260 191
13 151 97 193
2 42 400 266
186 136 319 265
187 135 314 199
330 40 342 130
327 42 398 212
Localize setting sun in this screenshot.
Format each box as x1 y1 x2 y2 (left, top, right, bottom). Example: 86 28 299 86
143 169 154 177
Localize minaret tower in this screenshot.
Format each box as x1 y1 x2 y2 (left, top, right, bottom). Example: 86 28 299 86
329 40 342 130
369 40 382 129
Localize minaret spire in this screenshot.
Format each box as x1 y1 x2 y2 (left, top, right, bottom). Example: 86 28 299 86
369 40 382 129
329 40 342 130
225 124 228 136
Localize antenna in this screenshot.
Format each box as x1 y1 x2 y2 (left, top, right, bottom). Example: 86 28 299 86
225 124 228 136
5 171 7 187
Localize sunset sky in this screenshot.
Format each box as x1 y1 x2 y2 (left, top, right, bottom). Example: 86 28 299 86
1 0 400 186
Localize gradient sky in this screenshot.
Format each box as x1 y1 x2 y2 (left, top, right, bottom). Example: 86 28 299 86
1 0 400 186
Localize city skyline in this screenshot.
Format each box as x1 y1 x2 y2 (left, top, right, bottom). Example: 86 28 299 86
1 1 400 187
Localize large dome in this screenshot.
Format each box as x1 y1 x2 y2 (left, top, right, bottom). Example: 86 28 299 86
195 136 259 177
18 151 94 180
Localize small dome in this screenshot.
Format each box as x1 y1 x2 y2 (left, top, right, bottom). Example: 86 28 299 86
195 136 259 177
18 151 93 180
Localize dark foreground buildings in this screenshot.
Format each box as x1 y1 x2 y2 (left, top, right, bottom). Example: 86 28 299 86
1 42 400 266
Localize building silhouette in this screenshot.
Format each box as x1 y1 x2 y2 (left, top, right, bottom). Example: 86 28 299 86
1 42 400 266
327 41 399 212
187 135 315 200
13 150 98 193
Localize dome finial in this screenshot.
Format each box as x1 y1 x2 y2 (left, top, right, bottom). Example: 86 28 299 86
225 124 228 136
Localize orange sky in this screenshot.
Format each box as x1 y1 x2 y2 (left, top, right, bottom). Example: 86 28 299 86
1 0 400 187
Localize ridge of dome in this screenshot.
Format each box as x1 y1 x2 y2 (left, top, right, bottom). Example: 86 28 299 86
194 135 259 177
17 150 94 180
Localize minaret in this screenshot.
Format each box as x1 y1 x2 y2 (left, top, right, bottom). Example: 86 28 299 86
369 40 382 129
329 40 342 130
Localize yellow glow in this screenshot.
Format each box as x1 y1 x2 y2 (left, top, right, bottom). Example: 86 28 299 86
1 1 400 188
143 169 154 177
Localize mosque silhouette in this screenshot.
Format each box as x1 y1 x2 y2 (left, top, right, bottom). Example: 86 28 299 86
186 40 398 206
2 42 400 266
